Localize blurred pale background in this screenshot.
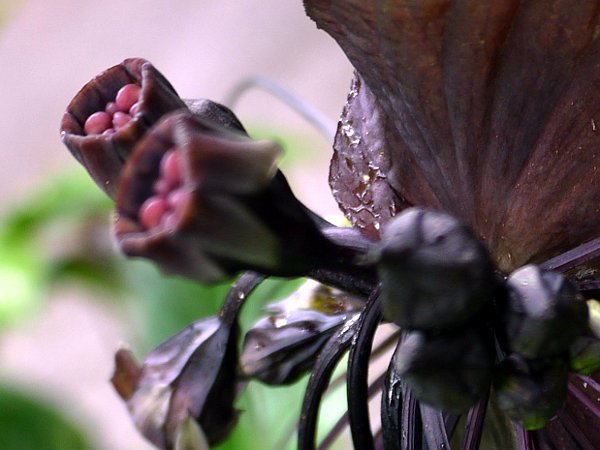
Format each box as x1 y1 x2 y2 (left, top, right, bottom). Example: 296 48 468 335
0 1 353 449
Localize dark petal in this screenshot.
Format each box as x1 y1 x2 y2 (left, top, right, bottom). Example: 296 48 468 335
419 403 451 450
559 374 600 448
240 280 363 385
400 382 422 450
306 1 600 272
60 58 186 199
114 273 262 449
329 73 420 239
462 394 488 450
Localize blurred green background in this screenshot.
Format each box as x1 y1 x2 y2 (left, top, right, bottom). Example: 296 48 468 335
0 1 354 448
0 163 350 450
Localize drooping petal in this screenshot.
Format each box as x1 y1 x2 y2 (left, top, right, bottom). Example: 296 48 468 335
240 280 362 385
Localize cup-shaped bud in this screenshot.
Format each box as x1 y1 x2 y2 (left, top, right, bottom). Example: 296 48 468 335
111 315 241 449
114 111 281 282
393 327 493 413
60 58 186 199
493 355 568 430
377 207 495 330
500 265 588 358
240 280 363 385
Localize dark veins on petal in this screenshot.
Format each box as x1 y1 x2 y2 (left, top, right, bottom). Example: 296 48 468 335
307 0 600 274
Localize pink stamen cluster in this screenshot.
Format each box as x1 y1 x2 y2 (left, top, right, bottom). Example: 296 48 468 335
139 148 188 230
84 83 141 135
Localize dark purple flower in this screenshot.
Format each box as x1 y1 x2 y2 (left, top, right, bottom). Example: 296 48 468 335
305 0 600 445
307 0 600 276
111 316 241 449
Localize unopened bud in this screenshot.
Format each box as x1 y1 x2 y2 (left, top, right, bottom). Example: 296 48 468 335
393 326 493 413
378 208 494 330
501 265 588 358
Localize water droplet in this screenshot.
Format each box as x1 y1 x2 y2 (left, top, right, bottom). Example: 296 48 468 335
340 118 362 147
583 382 588 389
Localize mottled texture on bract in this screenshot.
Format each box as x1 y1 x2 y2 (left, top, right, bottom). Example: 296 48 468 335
329 74 412 239
307 0 600 273
61 58 186 199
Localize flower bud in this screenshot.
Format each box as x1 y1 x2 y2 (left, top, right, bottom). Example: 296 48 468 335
112 315 240 448
240 280 362 385
61 58 186 199
493 355 568 430
114 110 282 282
378 208 495 330
114 110 341 283
501 265 588 358
393 326 493 413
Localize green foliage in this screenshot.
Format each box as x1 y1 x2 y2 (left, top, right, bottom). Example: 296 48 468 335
0 384 94 450
0 170 114 329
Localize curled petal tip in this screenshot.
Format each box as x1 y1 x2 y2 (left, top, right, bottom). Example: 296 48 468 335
111 348 142 401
